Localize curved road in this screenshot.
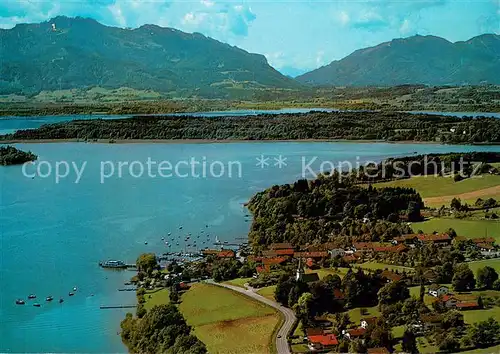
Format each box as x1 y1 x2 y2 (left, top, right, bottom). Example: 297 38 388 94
207 280 296 354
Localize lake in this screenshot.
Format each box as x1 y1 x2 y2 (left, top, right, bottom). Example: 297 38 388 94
2 113 500 352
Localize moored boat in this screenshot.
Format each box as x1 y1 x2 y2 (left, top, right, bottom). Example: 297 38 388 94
59 298 64 303
99 260 127 269
68 292 74 296
16 299 25 305
46 296 53 302
28 294 36 299
33 303 41 307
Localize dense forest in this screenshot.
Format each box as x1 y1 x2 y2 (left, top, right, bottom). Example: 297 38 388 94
3 111 500 144
246 173 421 248
0 145 37 165
120 304 206 354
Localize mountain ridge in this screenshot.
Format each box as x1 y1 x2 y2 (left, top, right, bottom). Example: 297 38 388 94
297 34 500 86
0 16 299 97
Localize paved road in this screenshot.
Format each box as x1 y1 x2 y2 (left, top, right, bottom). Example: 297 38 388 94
207 280 296 354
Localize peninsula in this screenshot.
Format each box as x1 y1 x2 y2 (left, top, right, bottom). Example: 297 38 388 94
2 111 500 145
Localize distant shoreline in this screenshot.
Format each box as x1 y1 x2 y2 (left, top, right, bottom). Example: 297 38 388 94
0 138 447 145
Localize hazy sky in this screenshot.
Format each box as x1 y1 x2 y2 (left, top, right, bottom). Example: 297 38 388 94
1 0 499 75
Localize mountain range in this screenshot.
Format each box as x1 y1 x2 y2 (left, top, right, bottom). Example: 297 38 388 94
0 16 499 98
297 34 500 86
0 16 298 97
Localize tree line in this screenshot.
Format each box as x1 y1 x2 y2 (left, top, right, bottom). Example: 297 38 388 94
3 111 500 143
247 174 422 248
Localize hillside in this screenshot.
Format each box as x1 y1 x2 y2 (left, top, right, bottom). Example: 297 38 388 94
297 34 500 86
0 16 299 98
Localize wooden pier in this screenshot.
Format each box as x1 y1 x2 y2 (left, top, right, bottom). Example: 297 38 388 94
100 305 137 309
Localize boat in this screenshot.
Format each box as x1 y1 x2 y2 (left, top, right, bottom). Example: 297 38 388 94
68 292 74 296
16 299 25 305
73 287 77 291
33 303 41 307
179 226 183 229
59 298 64 303
168 232 171 236
144 241 148 245
161 237 164 240
46 296 53 302
99 260 127 269
28 294 36 299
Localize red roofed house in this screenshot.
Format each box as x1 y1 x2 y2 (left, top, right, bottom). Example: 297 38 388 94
262 257 288 265
217 249 235 259
392 234 419 245
380 270 404 283
274 248 295 256
352 242 377 252
333 288 345 301
307 333 339 351
417 234 452 246
344 327 366 340
293 251 329 260
456 299 482 311
343 254 359 264
305 257 317 269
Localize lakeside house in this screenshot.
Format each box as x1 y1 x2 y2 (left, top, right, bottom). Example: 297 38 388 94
217 250 235 259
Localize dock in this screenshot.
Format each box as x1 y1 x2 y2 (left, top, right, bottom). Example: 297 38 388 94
100 305 137 309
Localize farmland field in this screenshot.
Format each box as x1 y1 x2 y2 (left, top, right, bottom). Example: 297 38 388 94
414 218 500 242
179 283 279 354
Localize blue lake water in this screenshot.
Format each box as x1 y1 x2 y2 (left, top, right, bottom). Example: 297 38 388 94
2 113 500 352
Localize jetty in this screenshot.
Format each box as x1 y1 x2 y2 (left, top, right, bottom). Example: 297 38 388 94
100 305 137 309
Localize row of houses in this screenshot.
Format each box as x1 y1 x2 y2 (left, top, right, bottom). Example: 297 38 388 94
306 325 389 353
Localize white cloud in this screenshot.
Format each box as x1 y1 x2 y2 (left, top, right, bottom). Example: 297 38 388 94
399 19 411 34
337 11 350 26
182 12 207 26
316 50 325 67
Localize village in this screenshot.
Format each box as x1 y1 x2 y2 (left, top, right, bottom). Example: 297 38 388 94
163 230 500 353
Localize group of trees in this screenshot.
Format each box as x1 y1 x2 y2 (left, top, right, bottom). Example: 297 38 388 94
0 145 37 165
247 175 422 248
275 269 384 316
4 111 500 144
120 304 206 354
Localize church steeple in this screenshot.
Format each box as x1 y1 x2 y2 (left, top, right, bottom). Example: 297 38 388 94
296 258 304 281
